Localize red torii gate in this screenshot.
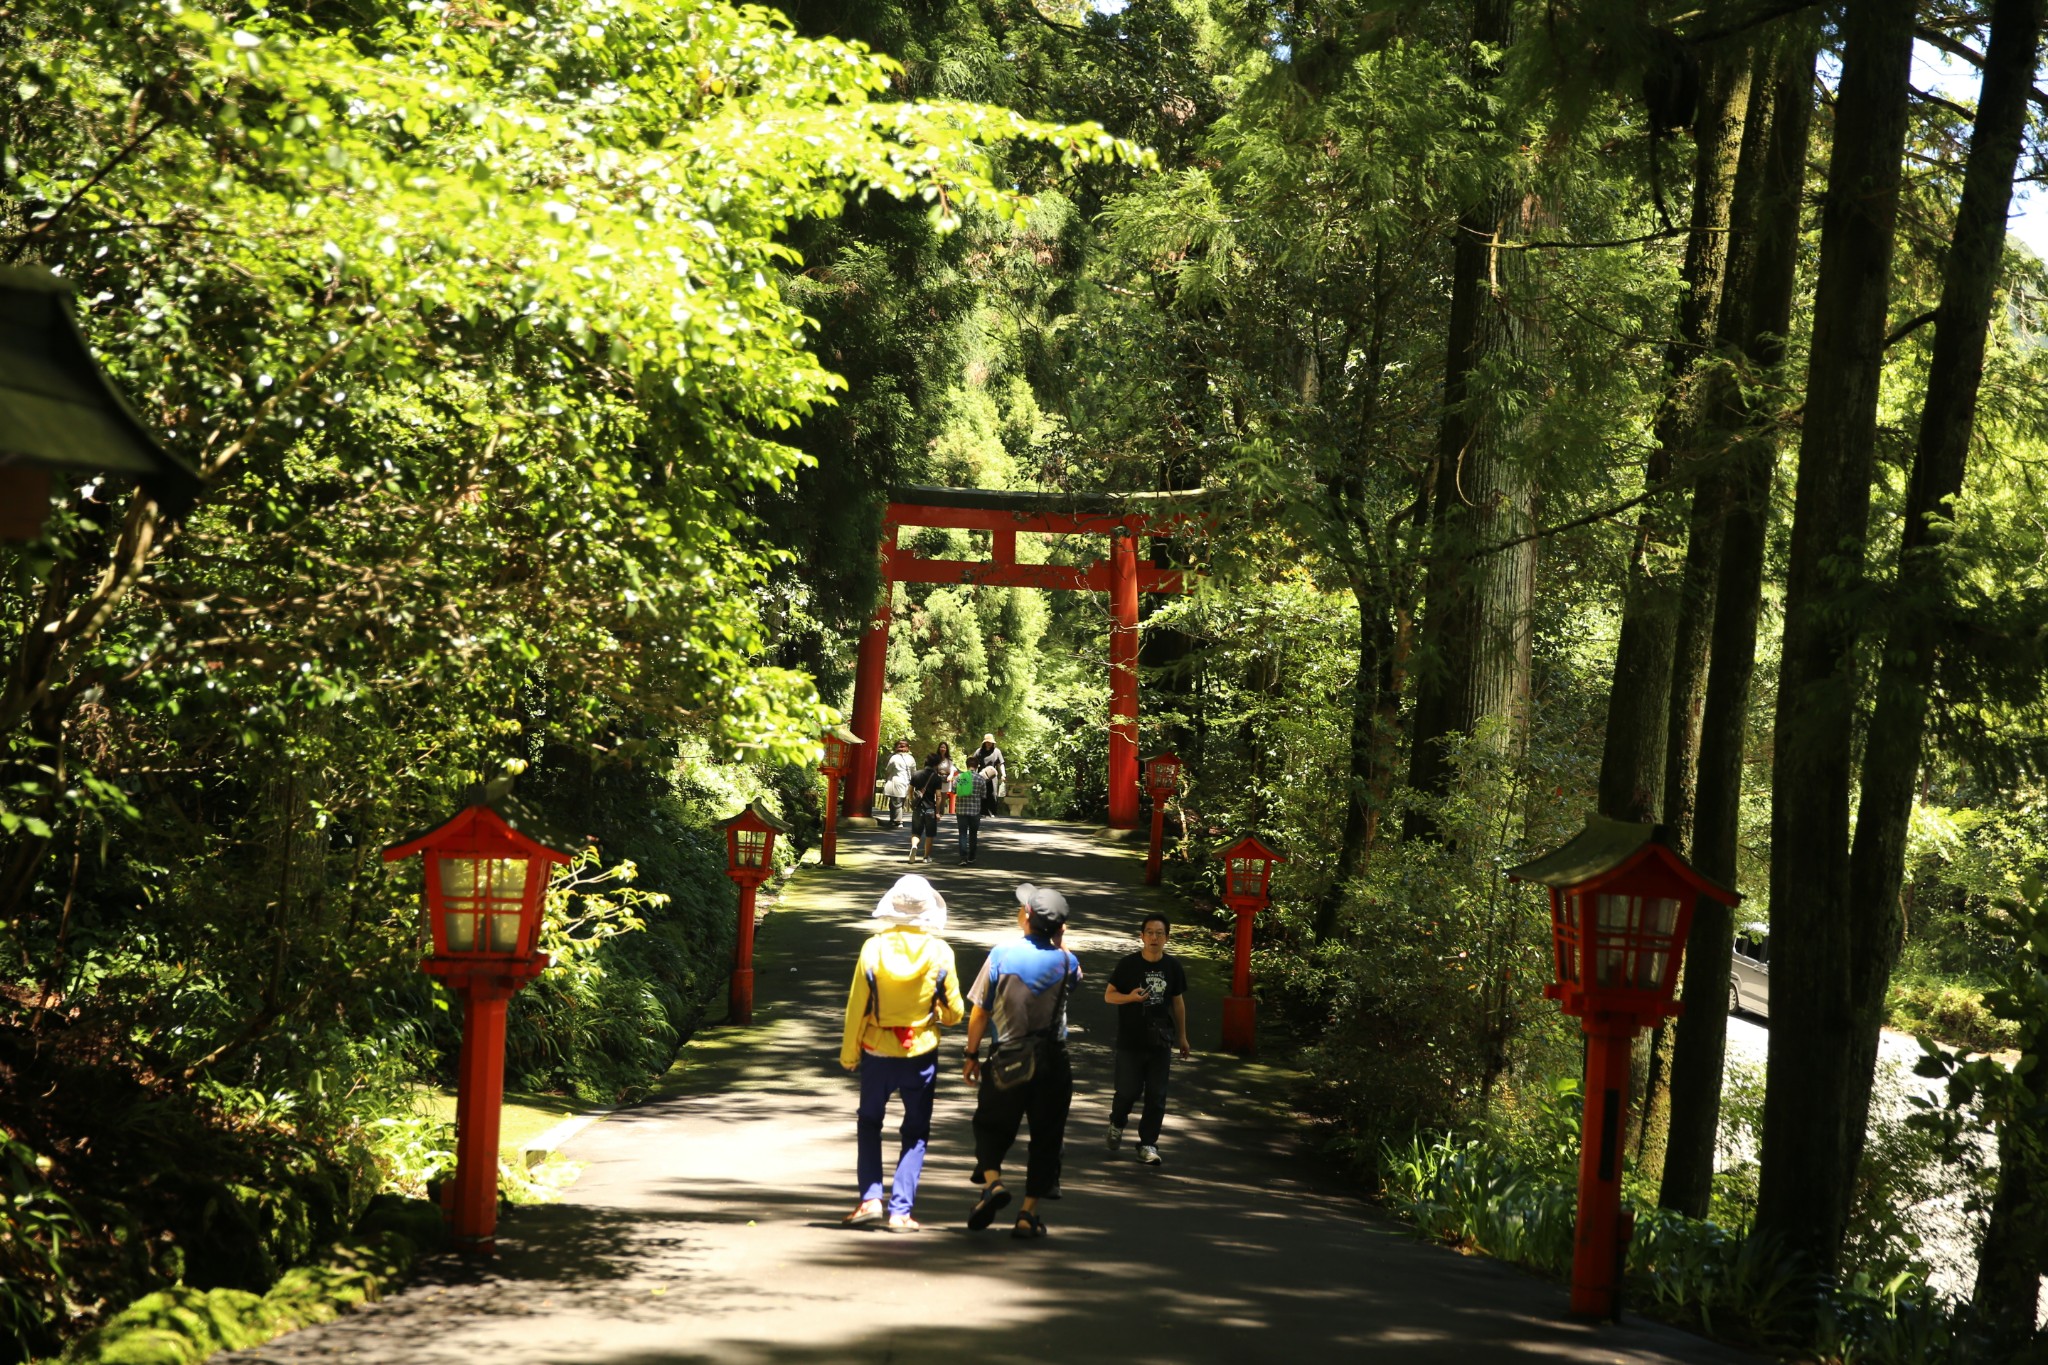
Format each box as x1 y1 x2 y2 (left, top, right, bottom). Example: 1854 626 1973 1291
849 487 1196 830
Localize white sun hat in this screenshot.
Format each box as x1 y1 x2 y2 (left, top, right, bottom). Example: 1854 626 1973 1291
874 874 948 931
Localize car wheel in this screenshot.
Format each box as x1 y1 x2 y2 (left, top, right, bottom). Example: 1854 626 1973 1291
1729 979 1741 1014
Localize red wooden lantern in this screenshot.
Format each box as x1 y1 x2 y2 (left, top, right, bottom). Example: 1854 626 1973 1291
722 800 792 1024
383 779 575 1253
1142 752 1182 887
1215 833 1286 1053
817 724 863 868
1507 816 1739 1319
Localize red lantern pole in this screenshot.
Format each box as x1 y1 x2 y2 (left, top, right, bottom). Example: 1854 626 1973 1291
421 956 546 1252
1571 1012 1636 1317
385 788 570 1256
821 772 842 867
731 882 759 1025
1221 906 1257 1053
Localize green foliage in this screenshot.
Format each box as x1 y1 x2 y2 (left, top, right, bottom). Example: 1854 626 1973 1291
1887 978 2021 1056
62 1230 417 1365
1301 729 1581 1150
1 1138 81 1362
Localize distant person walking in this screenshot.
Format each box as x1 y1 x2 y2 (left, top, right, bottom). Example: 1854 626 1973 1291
1104 912 1191 1166
838 874 964 1232
934 742 958 816
881 739 916 829
961 884 1081 1239
971 734 1006 817
907 753 946 863
951 762 990 866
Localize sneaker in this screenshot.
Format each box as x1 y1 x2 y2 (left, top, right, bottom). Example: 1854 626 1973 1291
842 1199 885 1226
885 1213 921 1233
1105 1123 1123 1153
1137 1145 1162 1166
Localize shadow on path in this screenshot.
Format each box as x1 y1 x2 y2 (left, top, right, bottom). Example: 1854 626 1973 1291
226 819 1760 1365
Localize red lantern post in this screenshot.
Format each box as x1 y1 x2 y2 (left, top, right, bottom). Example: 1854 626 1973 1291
1216 833 1285 1054
1143 752 1182 886
383 781 574 1253
722 800 791 1025
1507 817 1740 1319
818 725 863 868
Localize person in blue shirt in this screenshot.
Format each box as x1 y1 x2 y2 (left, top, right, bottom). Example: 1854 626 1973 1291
960 883 1081 1239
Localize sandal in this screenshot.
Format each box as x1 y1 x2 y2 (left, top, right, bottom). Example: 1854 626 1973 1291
885 1213 921 1233
966 1182 1011 1230
842 1199 884 1227
1011 1210 1047 1240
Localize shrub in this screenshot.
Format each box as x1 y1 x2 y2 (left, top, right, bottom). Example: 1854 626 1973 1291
1886 978 2020 1055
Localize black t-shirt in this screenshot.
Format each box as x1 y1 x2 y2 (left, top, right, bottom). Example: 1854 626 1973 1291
1110 951 1187 1052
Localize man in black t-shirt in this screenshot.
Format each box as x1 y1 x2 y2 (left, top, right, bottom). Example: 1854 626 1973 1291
1102 912 1190 1165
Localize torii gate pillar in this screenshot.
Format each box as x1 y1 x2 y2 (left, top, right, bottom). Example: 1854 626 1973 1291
1107 529 1141 829
848 533 895 820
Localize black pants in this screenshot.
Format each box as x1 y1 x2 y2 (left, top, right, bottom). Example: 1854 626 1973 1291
1111 1045 1172 1145
972 1043 1072 1199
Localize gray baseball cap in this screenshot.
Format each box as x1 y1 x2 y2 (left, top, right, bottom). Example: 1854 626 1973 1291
1015 882 1069 925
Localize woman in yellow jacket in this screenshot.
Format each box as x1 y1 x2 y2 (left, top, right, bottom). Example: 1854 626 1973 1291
839 874 965 1231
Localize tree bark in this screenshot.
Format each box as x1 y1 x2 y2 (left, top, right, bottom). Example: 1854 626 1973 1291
1598 32 1752 827
1755 0 1917 1281
1660 25 1820 1217
1405 0 1538 837
1973 1023 2047 1348
1840 0 2046 1184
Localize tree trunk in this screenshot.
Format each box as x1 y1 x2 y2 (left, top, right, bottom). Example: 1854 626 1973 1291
1755 0 1917 1282
1405 0 1538 837
1661 22 1821 1219
1840 0 2046 1181
1973 1027 2047 1348
1598 32 1752 827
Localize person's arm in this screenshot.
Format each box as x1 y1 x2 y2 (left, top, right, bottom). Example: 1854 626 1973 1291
1103 957 1143 1005
962 1005 991 1083
840 947 871 1072
1171 993 1190 1059
934 945 965 1027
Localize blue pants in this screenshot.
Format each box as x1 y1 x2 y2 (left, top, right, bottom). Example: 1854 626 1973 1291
858 1053 938 1216
956 814 980 860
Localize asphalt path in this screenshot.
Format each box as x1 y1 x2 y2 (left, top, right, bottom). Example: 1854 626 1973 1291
227 817 1765 1365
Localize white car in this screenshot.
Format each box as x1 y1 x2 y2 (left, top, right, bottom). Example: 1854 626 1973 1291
1730 930 1770 1018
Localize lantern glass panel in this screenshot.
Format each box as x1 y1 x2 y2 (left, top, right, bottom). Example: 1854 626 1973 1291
822 737 846 770
438 855 527 955
735 828 769 869
1227 857 1264 900
1590 893 1683 991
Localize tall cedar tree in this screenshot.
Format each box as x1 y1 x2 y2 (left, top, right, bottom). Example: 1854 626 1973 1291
1660 20 1822 1217
1405 0 1540 832
1843 0 2047 1279
1755 0 1918 1279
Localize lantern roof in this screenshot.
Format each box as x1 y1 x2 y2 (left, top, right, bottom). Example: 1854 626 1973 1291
823 723 863 749
381 774 580 864
1144 750 1182 767
725 798 794 835
1214 831 1287 863
0 266 203 513
1505 815 1738 905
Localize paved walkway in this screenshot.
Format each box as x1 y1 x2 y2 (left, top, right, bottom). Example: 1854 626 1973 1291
229 818 1762 1365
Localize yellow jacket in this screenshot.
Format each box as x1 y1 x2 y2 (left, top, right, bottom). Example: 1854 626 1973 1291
840 926 964 1067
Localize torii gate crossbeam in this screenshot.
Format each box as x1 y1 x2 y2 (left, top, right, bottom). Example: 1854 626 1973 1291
849 487 1193 829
